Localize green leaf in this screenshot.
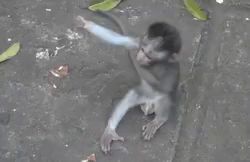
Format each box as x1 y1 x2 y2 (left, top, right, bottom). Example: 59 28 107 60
0 42 20 62
88 0 122 11
184 0 208 21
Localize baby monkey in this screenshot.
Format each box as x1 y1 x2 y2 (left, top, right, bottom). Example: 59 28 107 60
76 15 181 154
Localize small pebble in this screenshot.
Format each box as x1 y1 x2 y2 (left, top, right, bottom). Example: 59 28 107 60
52 84 57 89
216 0 223 4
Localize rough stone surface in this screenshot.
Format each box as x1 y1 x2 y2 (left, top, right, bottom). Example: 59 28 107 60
174 1 250 162
0 0 250 162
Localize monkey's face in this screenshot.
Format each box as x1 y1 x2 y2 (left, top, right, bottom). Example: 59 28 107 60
136 36 167 66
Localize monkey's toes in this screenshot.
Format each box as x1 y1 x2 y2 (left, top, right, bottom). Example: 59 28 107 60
100 129 124 154
142 122 158 140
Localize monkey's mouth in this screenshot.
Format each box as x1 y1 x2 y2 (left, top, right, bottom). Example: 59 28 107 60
136 51 151 65
145 54 152 60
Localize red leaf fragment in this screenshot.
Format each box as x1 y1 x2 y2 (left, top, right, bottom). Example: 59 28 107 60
81 153 96 162
50 64 69 78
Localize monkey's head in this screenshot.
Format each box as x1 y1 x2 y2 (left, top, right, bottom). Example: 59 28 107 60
136 22 182 66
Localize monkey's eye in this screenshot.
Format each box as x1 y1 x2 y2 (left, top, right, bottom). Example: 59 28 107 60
145 49 153 55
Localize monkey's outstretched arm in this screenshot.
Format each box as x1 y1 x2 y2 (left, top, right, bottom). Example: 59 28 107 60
76 16 139 49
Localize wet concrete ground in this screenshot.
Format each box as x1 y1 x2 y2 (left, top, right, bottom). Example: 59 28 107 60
0 0 249 162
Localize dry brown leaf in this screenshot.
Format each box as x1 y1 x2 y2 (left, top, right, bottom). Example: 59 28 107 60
81 154 96 162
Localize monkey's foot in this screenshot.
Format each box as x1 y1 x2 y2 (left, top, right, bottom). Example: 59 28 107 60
142 119 166 140
100 127 124 154
140 102 155 116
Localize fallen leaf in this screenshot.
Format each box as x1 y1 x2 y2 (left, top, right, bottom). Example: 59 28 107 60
0 42 20 63
184 0 208 21
50 64 69 78
88 0 122 11
81 154 96 162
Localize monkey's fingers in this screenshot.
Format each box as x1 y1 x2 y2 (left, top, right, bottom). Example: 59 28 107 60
75 16 91 28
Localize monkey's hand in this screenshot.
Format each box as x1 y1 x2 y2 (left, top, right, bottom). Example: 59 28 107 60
100 127 124 154
75 16 93 29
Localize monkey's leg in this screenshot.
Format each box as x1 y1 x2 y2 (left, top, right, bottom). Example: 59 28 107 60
142 96 171 140
101 88 143 153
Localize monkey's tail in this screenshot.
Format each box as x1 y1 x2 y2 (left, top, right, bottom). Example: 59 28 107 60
94 11 127 35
